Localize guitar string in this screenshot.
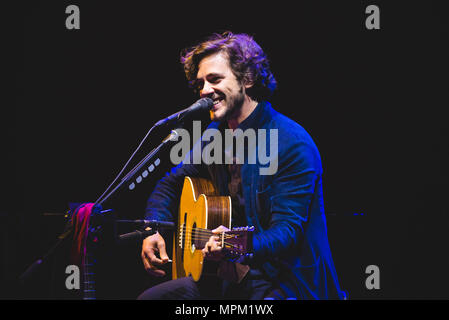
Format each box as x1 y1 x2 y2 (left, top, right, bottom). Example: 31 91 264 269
180 235 243 249
180 225 235 233
180 227 215 236
181 235 240 244
181 231 238 241
180 235 237 242
178 226 249 249
181 237 241 247
180 225 248 233
180 225 246 238
179 232 236 240
180 232 241 245
180 243 240 250
179 234 238 241
180 230 245 246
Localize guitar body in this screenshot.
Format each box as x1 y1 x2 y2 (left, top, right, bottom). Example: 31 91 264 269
173 176 232 281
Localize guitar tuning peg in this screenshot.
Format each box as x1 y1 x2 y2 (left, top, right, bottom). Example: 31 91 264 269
248 226 255 231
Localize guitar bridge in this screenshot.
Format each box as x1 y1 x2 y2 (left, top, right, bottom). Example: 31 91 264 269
179 224 183 249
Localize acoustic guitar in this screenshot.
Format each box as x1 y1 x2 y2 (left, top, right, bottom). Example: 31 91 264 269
172 176 254 281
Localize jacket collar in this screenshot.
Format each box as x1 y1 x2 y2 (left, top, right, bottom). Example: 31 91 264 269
215 100 272 132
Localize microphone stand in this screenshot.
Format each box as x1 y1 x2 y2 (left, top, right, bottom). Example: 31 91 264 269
18 205 106 286
19 117 183 288
97 130 179 206
18 226 73 285
18 212 175 285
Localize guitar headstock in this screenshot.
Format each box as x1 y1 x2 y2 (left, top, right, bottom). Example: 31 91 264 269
222 226 254 259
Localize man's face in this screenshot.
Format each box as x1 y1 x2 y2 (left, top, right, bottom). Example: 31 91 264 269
196 52 246 122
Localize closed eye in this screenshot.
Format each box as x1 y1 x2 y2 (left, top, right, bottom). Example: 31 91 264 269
194 73 224 92
207 74 223 84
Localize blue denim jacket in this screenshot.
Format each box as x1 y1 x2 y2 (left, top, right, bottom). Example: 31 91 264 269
146 101 345 299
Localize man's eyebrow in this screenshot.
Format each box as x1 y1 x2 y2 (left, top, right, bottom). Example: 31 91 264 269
207 72 223 78
197 72 224 80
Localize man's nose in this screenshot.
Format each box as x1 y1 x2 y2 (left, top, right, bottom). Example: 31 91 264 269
200 82 214 97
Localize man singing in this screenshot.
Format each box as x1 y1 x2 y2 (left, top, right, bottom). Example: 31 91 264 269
138 31 345 300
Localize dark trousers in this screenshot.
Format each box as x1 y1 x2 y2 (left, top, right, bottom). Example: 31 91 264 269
137 275 277 300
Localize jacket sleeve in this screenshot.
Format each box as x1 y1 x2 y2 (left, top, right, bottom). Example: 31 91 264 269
252 136 323 259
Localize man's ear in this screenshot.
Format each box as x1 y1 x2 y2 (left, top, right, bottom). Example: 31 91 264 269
244 80 254 89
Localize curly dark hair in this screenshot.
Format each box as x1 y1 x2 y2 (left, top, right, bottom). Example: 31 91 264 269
180 31 277 102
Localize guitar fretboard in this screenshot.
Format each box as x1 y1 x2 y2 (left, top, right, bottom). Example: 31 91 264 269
83 242 96 300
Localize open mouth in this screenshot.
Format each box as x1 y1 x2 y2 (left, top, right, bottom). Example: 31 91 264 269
212 98 224 110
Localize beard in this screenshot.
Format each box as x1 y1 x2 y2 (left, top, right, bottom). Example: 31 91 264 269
211 86 245 122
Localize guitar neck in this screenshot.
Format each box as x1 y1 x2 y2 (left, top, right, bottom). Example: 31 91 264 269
83 244 96 300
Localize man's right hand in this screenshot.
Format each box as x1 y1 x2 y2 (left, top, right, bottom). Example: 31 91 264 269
141 231 170 277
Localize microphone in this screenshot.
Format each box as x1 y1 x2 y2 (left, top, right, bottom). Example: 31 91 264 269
117 220 175 243
155 97 213 127
116 219 175 229
119 229 155 243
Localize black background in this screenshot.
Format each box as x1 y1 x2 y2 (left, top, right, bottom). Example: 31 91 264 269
4 0 448 299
